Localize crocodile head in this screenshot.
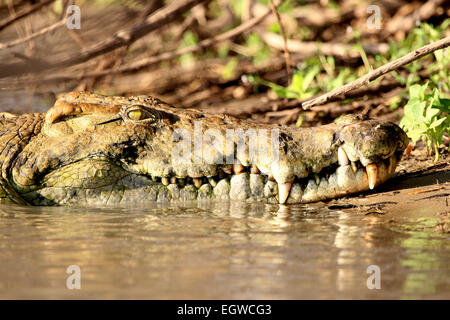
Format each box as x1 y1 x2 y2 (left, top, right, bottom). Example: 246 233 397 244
1 92 408 206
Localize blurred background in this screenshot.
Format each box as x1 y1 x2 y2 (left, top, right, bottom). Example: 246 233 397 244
0 0 449 128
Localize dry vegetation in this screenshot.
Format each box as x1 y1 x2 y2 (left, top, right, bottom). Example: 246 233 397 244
0 0 449 142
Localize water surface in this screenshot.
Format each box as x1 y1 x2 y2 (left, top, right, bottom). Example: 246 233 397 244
0 201 449 299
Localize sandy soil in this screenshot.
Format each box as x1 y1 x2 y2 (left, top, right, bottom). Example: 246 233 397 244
325 146 450 235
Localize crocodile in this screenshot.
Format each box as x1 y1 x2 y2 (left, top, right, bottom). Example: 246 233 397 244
0 91 409 206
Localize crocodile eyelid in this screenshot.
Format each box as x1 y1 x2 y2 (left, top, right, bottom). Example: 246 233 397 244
46 100 121 124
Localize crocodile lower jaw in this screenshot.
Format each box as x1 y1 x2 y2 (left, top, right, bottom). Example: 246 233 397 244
25 153 400 206
141 153 399 204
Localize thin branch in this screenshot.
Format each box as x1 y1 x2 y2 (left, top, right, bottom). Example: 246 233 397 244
0 0 208 78
301 36 450 110
0 0 55 32
137 0 165 23
207 78 403 117
268 0 292 83
0 18 66 49
261 32 389 58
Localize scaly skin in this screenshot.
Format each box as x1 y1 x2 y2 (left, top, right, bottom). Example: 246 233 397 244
0 91 409 206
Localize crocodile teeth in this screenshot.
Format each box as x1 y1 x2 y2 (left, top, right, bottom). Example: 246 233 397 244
366 163 378 190
233 163 245 174
208 177 217 187
170 177 177 184
314 174 320 185
251 165 260 174
278 182 293 204
387 156 396 175
193 178 203 188
161 177 169 186
338 147 349 166
351 161 358 173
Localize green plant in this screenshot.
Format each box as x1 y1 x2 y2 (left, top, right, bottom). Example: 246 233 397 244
400 83 450 161
248 65 320 99
221 57 239 80
380 19 450 91
245 33 271 66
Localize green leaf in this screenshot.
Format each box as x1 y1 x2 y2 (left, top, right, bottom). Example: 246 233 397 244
288 73 304 96
433 98 450 112
408 84 423 100
302 65 320 92
273 87 290 98
296 113 305 127
253 46 271 65
268 22 280 34
217 43 230 59
407 131 424 144
182 30 198 46
221 57 239 80
411 101 427 119
429 117 446 129
246 33 262 49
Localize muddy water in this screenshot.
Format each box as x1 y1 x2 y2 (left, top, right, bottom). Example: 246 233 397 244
0 197 449 299
0 97 449 299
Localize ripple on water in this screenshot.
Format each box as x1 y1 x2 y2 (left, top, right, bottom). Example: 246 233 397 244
0 201 448 299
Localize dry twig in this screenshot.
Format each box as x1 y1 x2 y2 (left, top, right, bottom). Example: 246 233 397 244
0 0 55 32
16 4 276 81
0 17 66 49
261 32 389 58
0 0 208 78
268 0 292 83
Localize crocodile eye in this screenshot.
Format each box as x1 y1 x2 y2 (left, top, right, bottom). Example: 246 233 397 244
121 105 160 124
127 109 145 121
